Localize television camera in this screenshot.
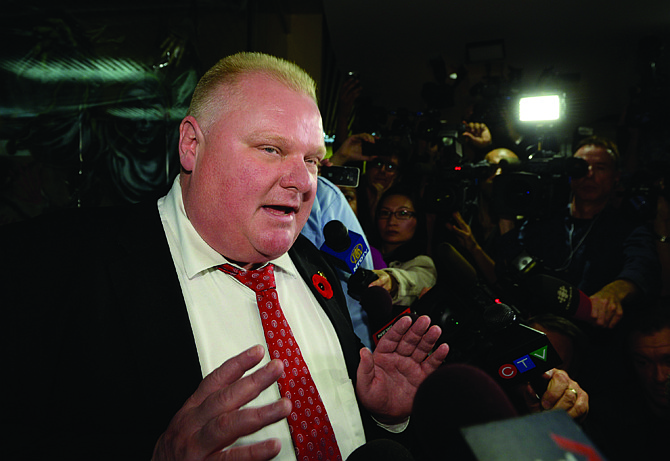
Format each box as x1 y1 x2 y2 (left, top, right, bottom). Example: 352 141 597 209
411 243 562 393
491 151 589 219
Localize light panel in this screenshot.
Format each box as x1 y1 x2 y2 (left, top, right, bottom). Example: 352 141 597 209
519 95 561 122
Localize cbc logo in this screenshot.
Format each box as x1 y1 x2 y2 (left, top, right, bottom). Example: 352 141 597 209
497 346 548 379
350 244 364 264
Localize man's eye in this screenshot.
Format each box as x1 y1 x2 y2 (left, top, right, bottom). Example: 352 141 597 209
262 146 279 154
633 358 650 367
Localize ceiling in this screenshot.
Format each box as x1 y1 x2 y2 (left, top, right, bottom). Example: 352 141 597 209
322 0 670 140
2 0 669 143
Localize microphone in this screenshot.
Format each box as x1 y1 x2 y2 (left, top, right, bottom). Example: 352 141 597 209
320 220 378 298
414 243 562 391
522 274 593 323
360 286 414 345
321 220 369 274
347 439 416 461
412 363 518 461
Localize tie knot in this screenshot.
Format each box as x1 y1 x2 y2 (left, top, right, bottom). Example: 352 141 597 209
218 263 276 293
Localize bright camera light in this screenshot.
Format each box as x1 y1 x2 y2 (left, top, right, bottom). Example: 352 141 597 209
519 95 561 122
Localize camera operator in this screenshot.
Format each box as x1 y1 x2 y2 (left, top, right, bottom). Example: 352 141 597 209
445 148 520 286
496 136 661 330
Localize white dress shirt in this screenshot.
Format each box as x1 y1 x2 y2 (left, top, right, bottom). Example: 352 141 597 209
157 177 366 459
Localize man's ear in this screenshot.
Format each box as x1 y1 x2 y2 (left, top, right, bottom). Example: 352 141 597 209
179 116 202 172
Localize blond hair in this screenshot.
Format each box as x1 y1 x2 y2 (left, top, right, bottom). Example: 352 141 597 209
187 52 317 129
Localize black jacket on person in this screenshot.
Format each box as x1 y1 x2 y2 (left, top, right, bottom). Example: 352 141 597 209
3 201 387 460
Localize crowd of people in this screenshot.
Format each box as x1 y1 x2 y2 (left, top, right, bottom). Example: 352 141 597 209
3 51 667 461
320 70 669 459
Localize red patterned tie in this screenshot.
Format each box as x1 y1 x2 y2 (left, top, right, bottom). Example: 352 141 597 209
218 263 343 461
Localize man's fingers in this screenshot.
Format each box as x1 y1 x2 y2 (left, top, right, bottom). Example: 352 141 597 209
396 316 438 359
190 345 267 407
540 369 585 412
356 347 375 391
550 384 588 420
376 315 443 362
198 398 292 455
424 342 449 370
215 439 283 461
196 358 285 425
373 316 413 354
153 353 287 461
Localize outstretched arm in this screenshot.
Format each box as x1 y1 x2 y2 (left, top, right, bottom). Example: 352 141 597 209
589 279 638 328
326 133 376 167
356 316 449 424
446 211 498 285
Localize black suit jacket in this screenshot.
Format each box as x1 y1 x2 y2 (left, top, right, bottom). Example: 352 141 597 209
3 202 379 460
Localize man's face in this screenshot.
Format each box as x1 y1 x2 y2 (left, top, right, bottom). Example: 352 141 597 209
179 73 325 267
570 145 619 203
629 327 670 411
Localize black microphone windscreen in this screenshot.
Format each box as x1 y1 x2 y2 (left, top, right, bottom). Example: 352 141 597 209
359 286 394 329
323 220 351 252
523 274 592 321
412 363 518 460
347 439 415 461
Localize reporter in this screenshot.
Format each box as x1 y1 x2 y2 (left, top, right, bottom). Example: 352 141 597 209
368 187 437 307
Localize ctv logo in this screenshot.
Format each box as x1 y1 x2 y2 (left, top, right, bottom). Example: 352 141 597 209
349 244 365 264
498 346 549 379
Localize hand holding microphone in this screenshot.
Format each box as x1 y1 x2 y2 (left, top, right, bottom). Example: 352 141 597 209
368 269 398 296
520 368 589 421
521 273 593 322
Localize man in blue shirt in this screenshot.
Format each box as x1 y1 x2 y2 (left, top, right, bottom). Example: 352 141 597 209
303 174 375 348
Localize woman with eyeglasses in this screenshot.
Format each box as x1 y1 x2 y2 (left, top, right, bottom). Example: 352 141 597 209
368 186 438 307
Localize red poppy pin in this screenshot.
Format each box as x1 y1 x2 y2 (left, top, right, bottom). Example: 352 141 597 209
312 271 333 299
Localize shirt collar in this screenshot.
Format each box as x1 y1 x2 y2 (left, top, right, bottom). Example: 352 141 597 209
161 177 299 280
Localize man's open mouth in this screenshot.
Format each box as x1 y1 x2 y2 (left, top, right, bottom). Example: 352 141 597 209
264 205 296 215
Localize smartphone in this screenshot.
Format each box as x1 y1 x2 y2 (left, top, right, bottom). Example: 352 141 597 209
321 166 360 187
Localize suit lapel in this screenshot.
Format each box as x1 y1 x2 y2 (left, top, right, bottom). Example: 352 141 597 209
289 235 362 382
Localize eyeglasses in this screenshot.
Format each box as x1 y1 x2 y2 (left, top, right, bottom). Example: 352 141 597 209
369 159 398 173
377 209 416 220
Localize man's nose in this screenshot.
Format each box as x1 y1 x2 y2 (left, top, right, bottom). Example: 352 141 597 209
280 156 314 193
586 164 595 177
654 364 669 384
